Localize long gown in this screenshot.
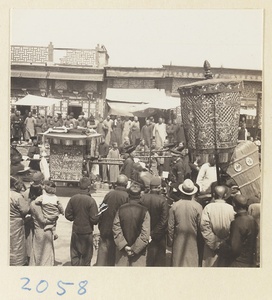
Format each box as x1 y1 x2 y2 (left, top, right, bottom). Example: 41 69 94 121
29 201 55 266
130 121 141 146
10 190 30 266
168 199 203 267
141 124 153 147
107 148 120 183
122 120 132 143
103 119 113 145
153 123 167 148
24 117 36 140
111 121 123 146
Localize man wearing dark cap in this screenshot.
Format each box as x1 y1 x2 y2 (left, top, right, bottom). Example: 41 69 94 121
168 179 203 267
218 194 258 267
28 137 41 171
120 146 135 180
65 177 99 266
140 176 169 266
113 181 150 266
200 185 235 267
96 174 129 266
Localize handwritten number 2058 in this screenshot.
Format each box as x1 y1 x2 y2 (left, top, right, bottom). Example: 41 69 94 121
20 278 88 295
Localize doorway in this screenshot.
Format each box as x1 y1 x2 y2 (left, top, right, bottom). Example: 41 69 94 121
68 105 82 119
16 105 31 116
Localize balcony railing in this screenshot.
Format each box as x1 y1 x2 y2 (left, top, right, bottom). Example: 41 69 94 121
11 42 108 67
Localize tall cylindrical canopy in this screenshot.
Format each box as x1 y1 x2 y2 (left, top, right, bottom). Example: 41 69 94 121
178 78 243 163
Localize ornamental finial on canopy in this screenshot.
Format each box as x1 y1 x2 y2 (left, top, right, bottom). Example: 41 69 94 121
204 60 213 79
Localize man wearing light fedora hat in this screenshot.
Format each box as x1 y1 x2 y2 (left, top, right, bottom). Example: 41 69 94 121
168 179 203 267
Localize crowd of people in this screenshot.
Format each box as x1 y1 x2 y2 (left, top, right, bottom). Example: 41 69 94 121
10 166 260 267
10 108 186 146
9 109 261 268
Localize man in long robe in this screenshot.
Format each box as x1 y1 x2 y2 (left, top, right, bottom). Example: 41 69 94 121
129 116 141 146
65 178 99 266
111 117 122 147
10 178 30 266
141 119 153 148
24 112 36 141
107 142 120 185
97 175 129 266
168 179 203 267
140 177 169 266
12 110 23 142
153 118 167 148
122 117 132 143
98 137 109 182
113 181 150 266
200 186 235 267
103 116 113 145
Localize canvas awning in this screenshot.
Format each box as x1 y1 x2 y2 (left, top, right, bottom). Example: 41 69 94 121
240 108 256 117
106 88 180 116
15 94 62 107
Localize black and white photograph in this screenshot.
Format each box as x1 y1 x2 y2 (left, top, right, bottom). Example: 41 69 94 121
4 5 272 299
9 9 263 269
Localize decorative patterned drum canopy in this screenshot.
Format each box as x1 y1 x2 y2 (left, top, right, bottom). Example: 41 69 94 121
178 78 244 163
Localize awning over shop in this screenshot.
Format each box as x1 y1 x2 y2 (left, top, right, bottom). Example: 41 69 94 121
15 94 62 106
240 108 256 116
106 88 180 116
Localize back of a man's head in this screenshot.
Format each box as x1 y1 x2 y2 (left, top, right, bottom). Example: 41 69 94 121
214 185 227 200
233 194 248 211
116 174 128 187
79 177 91 190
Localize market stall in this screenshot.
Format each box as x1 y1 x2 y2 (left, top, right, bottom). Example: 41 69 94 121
14 94 62 116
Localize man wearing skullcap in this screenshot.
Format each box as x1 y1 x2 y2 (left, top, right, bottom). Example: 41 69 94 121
140 176 169 266
200 185 235 267
97 175 129 266
113 181 150 266
218 194 258 267
168 179 203 267
65 177 99 266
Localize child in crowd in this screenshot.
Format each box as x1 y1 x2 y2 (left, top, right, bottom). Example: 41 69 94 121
27 172 44 201
35 180 64 240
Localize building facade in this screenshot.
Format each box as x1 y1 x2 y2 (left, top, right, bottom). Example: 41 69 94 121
10 43 262 126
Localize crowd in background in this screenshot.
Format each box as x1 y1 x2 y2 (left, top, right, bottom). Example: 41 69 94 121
10 108 186 147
